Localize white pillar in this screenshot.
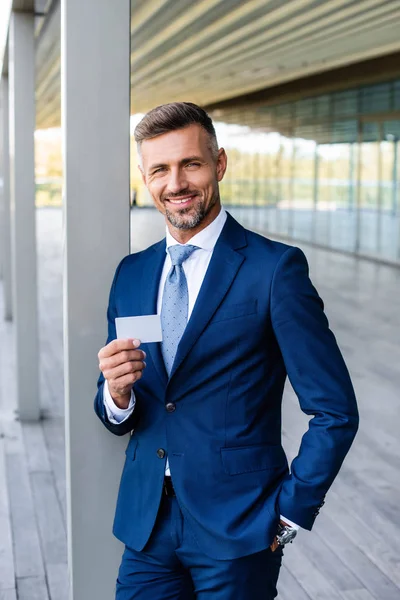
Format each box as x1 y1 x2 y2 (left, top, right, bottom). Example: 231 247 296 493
0 76 13 320
0 86 2 282
61 0 131 598
8 13 40 420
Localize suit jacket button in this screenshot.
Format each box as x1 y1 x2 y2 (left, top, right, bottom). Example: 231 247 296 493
157 448 166 459
166 402 176 413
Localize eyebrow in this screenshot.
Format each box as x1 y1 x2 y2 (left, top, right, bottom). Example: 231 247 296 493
149 156 204 172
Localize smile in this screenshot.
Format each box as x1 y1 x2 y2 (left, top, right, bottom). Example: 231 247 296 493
166 195 197 205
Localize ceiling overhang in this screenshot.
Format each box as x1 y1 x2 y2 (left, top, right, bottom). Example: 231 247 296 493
21 0 400 129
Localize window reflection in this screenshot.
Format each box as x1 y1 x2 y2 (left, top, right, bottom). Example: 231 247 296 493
211 79 400 264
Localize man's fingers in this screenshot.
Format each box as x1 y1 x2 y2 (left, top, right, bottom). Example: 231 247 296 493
103 359 146 381
109 371 143 395
98 338 141 360
99 349 146 371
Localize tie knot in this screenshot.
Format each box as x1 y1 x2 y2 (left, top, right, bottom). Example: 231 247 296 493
168 244 198 267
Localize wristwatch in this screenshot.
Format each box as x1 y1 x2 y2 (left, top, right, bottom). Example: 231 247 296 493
276 522 297 546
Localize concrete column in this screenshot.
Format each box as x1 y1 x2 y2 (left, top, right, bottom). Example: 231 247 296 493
0 77 13 320
0 88 2 282
61 0 131 598
8 13 40 420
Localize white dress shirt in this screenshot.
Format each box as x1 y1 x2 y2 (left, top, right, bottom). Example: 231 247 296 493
102 205 299 530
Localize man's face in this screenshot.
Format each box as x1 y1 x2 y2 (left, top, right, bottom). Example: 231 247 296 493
139 124 227 238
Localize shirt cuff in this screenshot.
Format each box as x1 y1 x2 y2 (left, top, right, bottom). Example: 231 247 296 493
103 379 135 424
280 515 300 531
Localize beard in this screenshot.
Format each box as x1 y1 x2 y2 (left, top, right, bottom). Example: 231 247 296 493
164 191 219 230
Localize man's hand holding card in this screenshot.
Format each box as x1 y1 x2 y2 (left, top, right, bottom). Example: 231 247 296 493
97 315 162 409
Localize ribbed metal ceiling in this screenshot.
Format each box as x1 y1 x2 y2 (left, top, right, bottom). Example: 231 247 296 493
35 0 400 129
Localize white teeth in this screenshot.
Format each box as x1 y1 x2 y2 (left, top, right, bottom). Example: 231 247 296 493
168 197 192 204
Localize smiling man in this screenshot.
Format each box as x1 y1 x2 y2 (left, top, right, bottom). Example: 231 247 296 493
140 113 223 240
94 102 359 600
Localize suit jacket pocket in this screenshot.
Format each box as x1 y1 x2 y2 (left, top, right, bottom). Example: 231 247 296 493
221 443 287 475
211 299 258 324
125 437 138 461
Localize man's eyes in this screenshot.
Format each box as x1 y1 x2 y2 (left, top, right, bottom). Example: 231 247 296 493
151 162 201 175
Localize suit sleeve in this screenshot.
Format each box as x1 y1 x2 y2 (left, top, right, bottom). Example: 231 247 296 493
93 257 140 436
270 247 359 530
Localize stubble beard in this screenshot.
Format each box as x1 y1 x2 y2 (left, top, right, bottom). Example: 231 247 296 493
164 192 219 230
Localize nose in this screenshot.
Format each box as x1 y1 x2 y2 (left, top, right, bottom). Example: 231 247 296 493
167 168 188 194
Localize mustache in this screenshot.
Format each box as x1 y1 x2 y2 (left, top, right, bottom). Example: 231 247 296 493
162 189 200 202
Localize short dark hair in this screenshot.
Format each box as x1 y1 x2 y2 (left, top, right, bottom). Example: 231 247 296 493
134 102 219 159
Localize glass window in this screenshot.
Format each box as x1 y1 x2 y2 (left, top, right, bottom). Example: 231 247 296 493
333 90 358 117
384 120 400 139
314 95 331 118
291 134 316 242
394 80 400 110
362 122 379 143
331 120 358 144
329 143 355 253
360 83 391 114
274 103 294 130
166 76 400 264
295 98 315 123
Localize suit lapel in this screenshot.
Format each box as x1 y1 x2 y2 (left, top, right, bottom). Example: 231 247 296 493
140 239 168 386
169 213 247 381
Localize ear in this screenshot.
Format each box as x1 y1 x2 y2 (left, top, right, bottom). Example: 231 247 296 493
216 148 227 182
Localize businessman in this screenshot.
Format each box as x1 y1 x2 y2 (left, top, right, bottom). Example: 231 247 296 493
94 102 359 599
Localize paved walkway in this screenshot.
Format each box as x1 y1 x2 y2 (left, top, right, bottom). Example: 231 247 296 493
0 207 399 599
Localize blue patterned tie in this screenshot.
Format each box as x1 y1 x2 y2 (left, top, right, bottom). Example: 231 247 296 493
161 244 199 375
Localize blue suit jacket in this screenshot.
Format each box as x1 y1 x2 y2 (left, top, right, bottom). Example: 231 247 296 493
94 212 358 559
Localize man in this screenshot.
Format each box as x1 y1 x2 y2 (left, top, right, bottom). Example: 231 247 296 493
94 102 359 599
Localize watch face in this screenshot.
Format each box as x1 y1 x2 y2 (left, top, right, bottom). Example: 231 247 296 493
278 526 297 545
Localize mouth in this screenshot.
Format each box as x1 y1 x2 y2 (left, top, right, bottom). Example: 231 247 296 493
164 194 198 208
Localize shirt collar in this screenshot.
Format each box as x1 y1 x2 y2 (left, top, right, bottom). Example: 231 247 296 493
165 206 227 252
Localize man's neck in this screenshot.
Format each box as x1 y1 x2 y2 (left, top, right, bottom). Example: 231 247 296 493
167 205 222 244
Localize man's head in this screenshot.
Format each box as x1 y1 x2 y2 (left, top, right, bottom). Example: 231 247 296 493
135 102 227 241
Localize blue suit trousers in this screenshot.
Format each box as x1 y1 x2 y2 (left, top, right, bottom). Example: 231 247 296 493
116 495 283 600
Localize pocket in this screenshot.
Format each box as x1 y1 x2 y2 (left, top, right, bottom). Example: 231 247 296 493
125 438 138 461
221 443 287 475
211 299 258 324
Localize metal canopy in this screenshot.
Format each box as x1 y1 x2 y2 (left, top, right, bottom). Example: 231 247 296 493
33 0 400 128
